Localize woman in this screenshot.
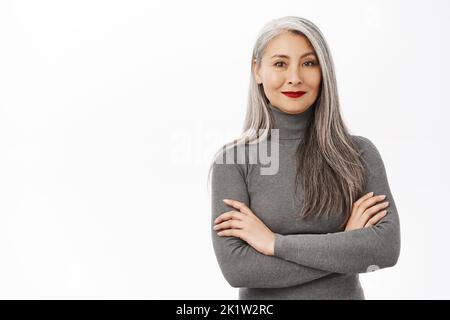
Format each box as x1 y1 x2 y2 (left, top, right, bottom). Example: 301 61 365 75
207 16 400 300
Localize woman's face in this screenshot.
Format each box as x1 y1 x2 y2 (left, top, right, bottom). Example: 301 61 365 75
253 32 322 114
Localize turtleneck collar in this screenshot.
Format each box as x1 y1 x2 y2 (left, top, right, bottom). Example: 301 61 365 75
268 102 315 140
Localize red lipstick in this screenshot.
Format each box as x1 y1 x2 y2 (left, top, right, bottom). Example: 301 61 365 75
282 91 306 98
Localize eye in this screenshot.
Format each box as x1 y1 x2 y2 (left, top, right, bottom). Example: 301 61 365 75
304 60 318 67
274 60 318 68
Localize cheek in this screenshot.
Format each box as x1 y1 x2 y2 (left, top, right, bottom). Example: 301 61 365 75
264 72 285 88
306 70 322 91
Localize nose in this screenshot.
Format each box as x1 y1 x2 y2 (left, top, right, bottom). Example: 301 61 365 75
287 66 303 85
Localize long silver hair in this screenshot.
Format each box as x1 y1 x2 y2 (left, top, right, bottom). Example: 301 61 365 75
207 16 365 228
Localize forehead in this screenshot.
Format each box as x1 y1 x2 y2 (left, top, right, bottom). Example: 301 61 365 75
264 32 316 58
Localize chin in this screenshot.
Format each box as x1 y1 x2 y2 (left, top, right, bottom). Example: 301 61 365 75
282 104 307 113
283 107 306 114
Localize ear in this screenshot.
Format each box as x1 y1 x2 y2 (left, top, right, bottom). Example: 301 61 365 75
253 59 262 84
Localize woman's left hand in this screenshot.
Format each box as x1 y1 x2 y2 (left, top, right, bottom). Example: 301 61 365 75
213 198 275 256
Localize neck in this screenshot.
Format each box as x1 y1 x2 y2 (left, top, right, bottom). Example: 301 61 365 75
268 102 315 140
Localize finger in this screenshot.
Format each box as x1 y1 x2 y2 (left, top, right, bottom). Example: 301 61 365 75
223 199 253 215
353 192 374 208
361 201 389 219
217 228 241 239
364 210 387 228
214 210 244 224
213 219 244 231
214 210 242 224
356 194 387 216
363 194 387 208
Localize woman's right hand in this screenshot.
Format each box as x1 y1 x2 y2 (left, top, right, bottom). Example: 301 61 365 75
344 192 390 231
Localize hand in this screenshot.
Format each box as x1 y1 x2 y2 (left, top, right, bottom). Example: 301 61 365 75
213 199 275 256
345 192 390 231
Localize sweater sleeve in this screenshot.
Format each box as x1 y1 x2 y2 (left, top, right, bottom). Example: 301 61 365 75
273 136 401 274
210 157 336 288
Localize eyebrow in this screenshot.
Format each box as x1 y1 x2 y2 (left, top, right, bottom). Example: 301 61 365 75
271 52 317 59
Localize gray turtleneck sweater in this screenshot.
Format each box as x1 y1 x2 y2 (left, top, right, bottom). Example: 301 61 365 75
210 103 400 300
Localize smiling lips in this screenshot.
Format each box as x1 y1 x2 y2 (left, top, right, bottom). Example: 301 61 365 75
282 91 306 98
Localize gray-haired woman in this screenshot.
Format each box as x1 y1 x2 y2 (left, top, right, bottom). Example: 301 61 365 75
207 16 400 300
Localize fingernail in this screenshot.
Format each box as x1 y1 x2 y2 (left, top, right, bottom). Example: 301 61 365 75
223 199 230 203
369 192 374 196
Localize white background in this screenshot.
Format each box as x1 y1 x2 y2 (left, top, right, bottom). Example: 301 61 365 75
0 0 449 299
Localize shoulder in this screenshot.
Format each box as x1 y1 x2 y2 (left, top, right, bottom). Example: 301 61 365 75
350 134 382 158
350 134 387 174
211 144 248 180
